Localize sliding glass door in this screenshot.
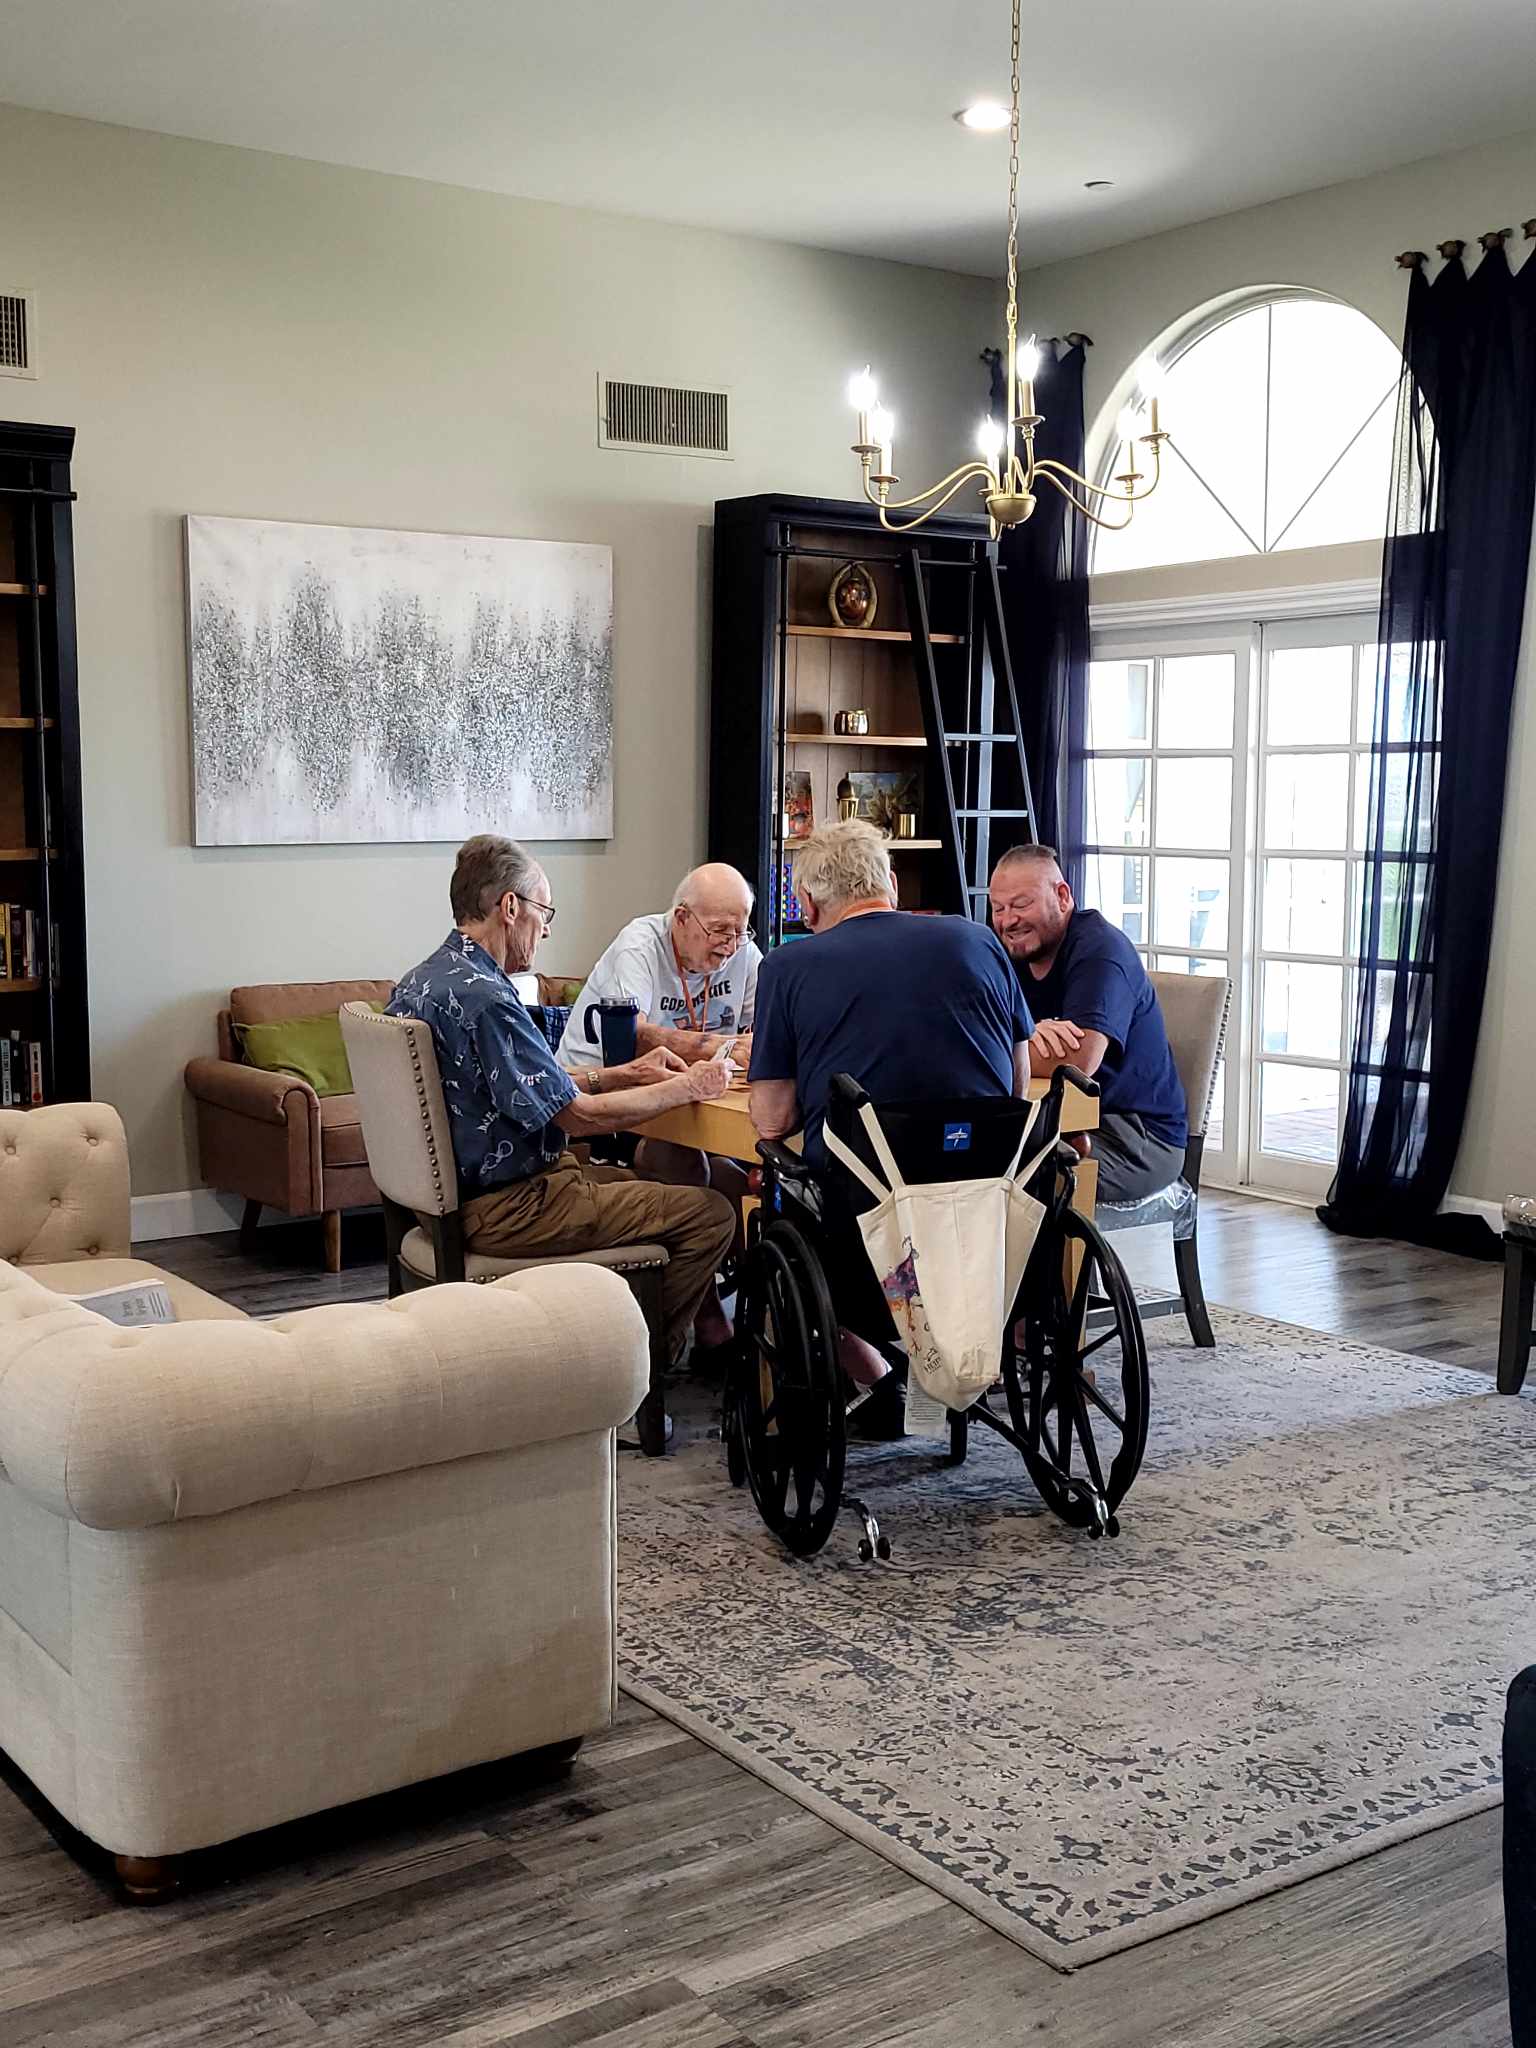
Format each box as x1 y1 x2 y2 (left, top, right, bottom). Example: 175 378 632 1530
1086 611 1379 1199
1084 626 1249 1186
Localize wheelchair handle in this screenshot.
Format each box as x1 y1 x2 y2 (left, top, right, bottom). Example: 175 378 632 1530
829 1072 869 1108
1051 1063 1101 1101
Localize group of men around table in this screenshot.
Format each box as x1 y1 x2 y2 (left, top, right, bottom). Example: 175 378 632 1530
389 822 1188 1414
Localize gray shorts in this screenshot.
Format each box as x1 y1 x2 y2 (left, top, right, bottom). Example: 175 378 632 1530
1092 1111 1186 1205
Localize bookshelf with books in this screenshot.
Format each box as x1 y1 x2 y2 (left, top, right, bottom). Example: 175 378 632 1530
0 422 89 1107
710 493 1026 946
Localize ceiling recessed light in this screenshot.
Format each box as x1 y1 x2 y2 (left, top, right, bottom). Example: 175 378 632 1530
955 101 1010 132
1084 179 1115 190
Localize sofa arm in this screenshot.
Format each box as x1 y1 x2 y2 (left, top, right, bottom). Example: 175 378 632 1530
185 1057 323 1216
0 1102 132 1265
185 1056 317 1127
0 1262 649 1530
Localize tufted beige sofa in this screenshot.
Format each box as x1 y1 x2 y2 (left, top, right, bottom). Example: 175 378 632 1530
0 1101 244 1319
0 1106 650 1896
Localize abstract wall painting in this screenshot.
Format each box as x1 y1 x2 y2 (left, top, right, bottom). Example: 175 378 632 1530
185 515 613 845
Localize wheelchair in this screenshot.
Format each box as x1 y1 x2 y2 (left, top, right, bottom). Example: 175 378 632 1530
723 1067 1150 1559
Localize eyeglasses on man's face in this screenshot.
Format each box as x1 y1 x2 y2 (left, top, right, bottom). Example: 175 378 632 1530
510 890 557 930
684 905 753 946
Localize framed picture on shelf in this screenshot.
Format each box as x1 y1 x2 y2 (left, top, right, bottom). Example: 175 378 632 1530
783 769 814 841
848 768 920 835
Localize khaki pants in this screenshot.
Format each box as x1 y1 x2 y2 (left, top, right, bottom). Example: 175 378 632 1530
461 1154 735 1365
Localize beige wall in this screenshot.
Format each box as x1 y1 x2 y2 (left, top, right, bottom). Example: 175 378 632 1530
1019 129 1536 1210
0 105 993 1200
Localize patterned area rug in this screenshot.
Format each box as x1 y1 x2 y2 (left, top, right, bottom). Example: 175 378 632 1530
617 1308 1535 1970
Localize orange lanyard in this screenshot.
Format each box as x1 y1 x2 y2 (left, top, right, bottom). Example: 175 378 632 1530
670 932 709 1032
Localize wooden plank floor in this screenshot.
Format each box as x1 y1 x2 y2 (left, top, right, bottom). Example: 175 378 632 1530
0 1195 1515 2046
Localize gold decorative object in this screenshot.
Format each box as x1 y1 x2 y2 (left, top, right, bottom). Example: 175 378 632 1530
844 0 1170 538
828 559 878 629
894 808 918 840
836 773 859 822
834 707 870 735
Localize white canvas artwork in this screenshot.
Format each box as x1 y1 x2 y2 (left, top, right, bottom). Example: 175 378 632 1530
185 515 613 845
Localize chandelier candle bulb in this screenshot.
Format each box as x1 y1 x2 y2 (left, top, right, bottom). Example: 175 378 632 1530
849 366 879 452
976 418 1006 476
869 406 895 477
1137 354 1165 435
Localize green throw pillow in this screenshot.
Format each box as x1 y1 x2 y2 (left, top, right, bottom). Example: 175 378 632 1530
236 1007 383 1096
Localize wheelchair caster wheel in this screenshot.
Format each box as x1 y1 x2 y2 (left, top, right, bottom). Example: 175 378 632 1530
1087 1523 1103 1541
858 1538 874 1563
875 1535 892 1560
1105 1514 1120 1539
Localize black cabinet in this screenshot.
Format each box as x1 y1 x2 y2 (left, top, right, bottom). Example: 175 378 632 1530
0 422 89 1104
709 493 1037 946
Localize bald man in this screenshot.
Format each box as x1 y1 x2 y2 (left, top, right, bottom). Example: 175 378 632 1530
557 863 760 1350
557 863 759 1069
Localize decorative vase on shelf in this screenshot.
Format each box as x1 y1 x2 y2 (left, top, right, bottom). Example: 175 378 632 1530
828 560 878 631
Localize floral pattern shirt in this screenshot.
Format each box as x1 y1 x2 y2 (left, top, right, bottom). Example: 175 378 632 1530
388 930 576 1195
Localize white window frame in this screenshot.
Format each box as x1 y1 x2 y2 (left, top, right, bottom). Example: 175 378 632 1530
1086 620 1254 1189
1088 578 1382 1202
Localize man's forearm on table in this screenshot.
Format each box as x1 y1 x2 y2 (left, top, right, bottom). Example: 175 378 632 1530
1028 1026 1109 1079
636 1019 713 1062
553 1073 697 1138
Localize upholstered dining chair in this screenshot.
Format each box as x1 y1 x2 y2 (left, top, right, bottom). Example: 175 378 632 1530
1093 971 1232 1349
339 1003 673 1455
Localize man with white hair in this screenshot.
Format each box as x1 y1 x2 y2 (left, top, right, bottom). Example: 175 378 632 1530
749 821 1034 1431
557 862 760 1069
557 860 761 1350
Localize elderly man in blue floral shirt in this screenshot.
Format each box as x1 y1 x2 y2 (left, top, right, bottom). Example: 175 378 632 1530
389 834 735 1366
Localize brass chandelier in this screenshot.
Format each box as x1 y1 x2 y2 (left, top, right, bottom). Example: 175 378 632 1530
848 0 1170 536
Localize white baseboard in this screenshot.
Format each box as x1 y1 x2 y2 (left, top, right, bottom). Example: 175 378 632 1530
1439 1193 1504 1231
132 1188 263 1242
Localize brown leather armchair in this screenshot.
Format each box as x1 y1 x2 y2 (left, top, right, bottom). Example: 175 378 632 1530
185 981 394 1272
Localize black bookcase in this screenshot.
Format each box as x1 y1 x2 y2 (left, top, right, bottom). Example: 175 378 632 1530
0 422 89 1105
709 493 1038 946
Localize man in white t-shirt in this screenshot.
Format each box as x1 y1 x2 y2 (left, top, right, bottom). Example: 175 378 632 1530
558 863 760 1352
558 864 760 1069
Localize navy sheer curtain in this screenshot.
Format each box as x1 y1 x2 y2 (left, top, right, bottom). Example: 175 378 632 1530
1320 243 1536 1254
989 340 1091 889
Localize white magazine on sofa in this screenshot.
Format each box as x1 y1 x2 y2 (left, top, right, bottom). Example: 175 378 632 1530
66 1280 178 1327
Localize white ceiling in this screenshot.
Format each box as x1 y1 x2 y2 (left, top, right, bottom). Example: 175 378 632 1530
2 0 1534 274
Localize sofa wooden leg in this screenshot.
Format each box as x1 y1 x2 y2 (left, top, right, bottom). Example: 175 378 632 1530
114 1854 182 1904
322 1209 342 1274
240 1199 262 1254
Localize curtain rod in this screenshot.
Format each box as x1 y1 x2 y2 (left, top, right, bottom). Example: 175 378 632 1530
1396 221 1534 269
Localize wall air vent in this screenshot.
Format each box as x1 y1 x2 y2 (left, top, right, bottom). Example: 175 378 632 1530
598 376 731 458
0 293 35 378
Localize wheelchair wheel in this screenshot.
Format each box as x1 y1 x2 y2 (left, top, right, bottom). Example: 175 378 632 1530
1005 1206 1149 1533
732 1219 846 1557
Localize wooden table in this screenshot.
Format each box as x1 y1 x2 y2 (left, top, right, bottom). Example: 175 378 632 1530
638 1078 1099 1220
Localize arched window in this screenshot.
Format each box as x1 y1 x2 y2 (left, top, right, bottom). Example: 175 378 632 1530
1092 296 1402 576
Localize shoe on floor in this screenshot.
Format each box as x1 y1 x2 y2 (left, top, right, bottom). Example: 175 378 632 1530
847 1371 906 1442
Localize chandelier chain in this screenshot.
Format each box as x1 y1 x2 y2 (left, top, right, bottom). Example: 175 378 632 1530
1006 0 1021 398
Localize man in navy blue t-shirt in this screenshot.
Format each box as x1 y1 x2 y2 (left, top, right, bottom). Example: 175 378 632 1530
750 821 1034 1422
988 844 1187 1204
749 823 1034 1166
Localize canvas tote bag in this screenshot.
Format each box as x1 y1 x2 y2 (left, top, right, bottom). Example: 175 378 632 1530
822 1097 1055 1414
